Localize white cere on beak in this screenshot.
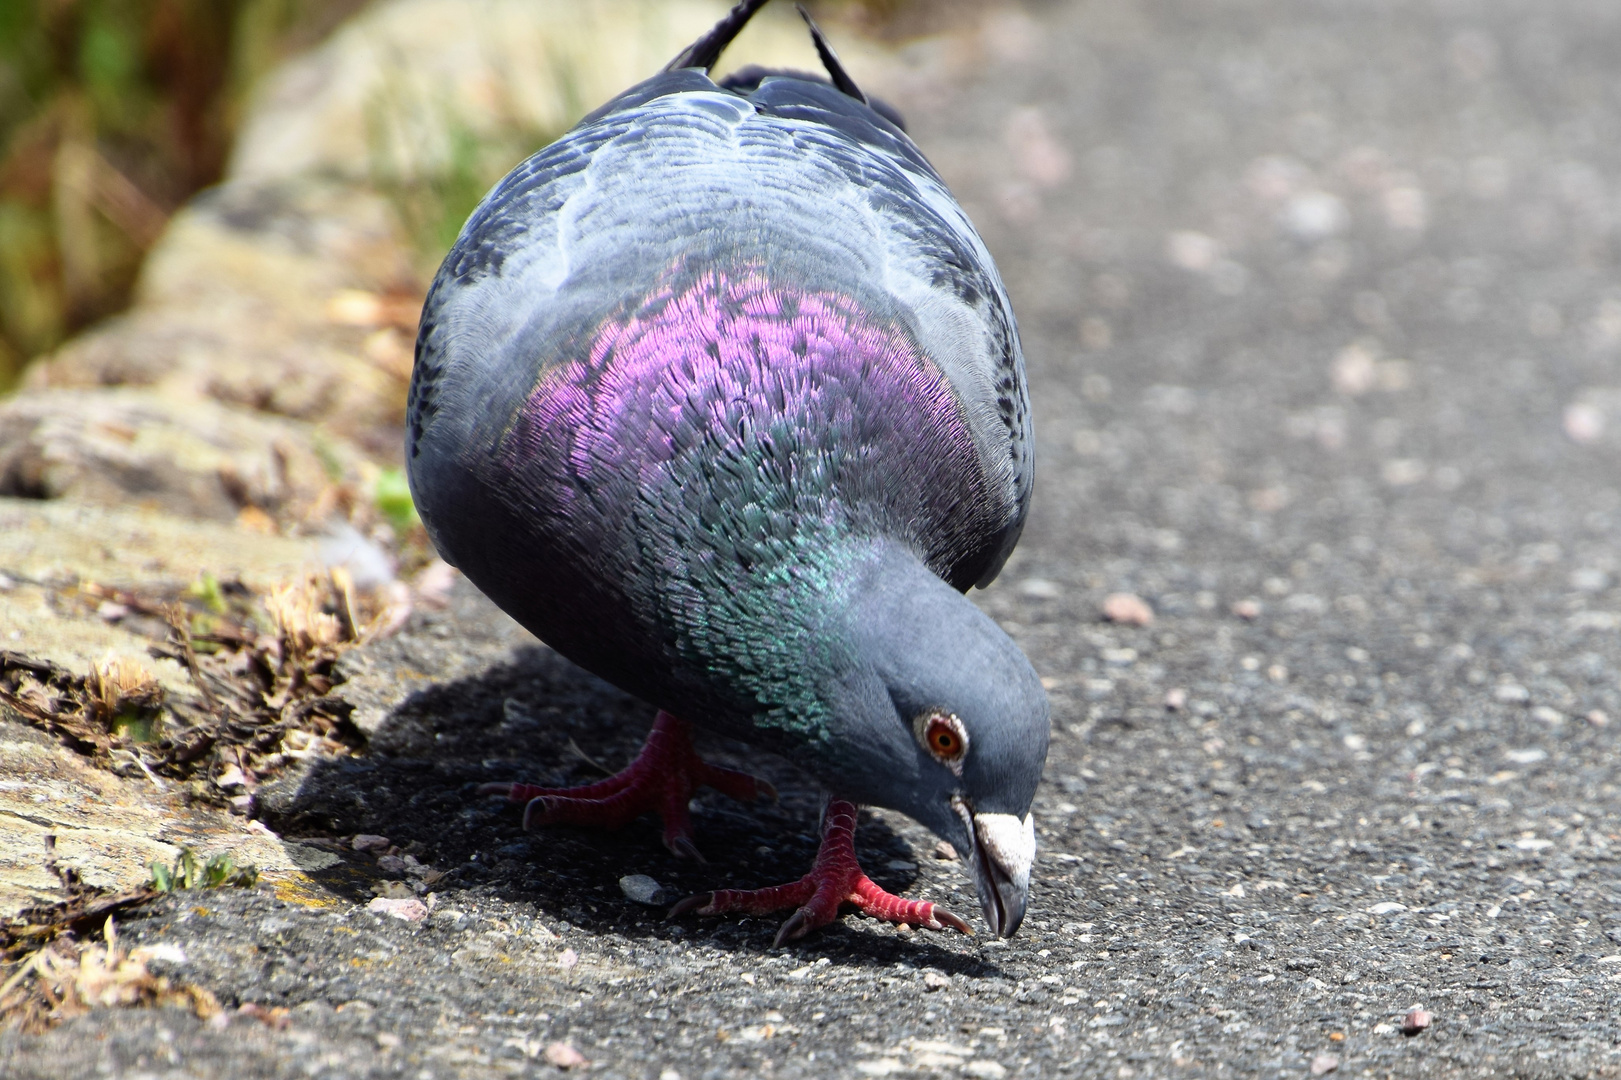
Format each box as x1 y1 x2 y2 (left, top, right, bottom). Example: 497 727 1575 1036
974 811 1036 896
968 809 1035 936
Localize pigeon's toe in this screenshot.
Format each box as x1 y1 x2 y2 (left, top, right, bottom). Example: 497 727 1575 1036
484 712 772 862
669 799 970 943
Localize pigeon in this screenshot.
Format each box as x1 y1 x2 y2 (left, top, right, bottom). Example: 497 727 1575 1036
406 0 1048 942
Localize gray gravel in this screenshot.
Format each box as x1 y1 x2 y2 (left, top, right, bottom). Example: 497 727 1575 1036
7 1 1621 1077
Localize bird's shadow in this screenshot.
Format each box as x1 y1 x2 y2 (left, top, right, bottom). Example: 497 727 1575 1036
257 593 1006 980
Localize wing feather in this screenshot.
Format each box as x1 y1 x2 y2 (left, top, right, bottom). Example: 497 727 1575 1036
411 71 1031 587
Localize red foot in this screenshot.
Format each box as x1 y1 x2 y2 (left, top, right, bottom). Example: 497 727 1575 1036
478 711 776 860
669 799 971 945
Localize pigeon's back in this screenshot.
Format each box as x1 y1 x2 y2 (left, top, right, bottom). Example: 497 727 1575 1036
407 20 1032 732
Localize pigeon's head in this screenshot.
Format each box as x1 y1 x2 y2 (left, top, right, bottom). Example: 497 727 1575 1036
826 542 1050 937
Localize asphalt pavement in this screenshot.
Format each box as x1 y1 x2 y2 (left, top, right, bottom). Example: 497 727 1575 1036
6 1 1621 1077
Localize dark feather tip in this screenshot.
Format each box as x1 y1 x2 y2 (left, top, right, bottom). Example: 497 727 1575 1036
666 0 774 73
795 3 869 104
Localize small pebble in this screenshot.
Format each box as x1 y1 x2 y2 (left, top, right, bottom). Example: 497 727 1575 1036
352 834 391 853
1285 190 1348 242
544 1042 588 1069
238 1003 291 1030
414 559 458 609
1401 1007 1432 1036
375 854 409 875
558 948 579 969
1309 1053 1339 1076
1166 230 1219 271
366 896 428 921
1590 710 1610 727
933 840 958 861
1564 401 1605 444
1164 688 1187 711
1019 577 1063 599
431 908 468 930
1493 683 1529 704
619 874 667 905
215 765 249 791
1101 592 1154 626
133 943 187 965
325 288 387 326
1231 598 1262 620
923 970 951 991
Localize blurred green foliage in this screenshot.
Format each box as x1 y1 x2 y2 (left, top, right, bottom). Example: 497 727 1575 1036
0 0 368 390
147 847 259 892
368 108 500 270
371 465 419 534
360 56 571 271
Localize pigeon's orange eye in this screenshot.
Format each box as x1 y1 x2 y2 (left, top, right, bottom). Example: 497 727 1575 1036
923 714 967 762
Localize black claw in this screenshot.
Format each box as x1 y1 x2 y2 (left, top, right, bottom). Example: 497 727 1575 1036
756 779 780 804
668 893 715 919
772 907 812 947
476 781 515 798
933 907 973 936
520 796 551 831
667 835 708 863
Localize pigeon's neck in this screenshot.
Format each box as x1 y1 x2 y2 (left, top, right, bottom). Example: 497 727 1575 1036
686 532 1030 806
667 524 883 745
673 528 990 744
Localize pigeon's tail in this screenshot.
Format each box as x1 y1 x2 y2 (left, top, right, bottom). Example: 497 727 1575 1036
664 0 872 109
664 0 773 73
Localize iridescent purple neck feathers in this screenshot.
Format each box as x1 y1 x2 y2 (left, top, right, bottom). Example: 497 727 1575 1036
409 267 1002 738
517 267 989 550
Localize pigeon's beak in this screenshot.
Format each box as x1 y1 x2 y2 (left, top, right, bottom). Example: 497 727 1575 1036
952 796 1035 938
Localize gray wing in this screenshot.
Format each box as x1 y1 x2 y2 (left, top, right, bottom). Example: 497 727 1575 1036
408 71 1032 585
